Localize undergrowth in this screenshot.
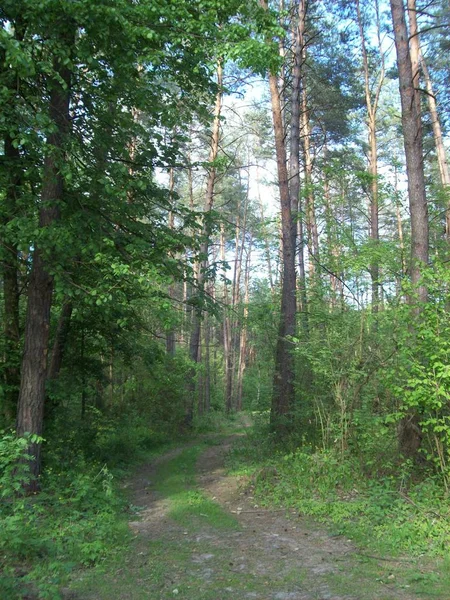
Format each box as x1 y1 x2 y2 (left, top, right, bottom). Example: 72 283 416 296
0 421 175 600
228 421 450 559
0 409 238 599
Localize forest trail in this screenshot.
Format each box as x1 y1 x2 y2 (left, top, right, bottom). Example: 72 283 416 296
73 435 428 600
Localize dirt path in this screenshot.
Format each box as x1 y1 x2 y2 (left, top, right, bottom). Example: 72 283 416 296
74 436 428 600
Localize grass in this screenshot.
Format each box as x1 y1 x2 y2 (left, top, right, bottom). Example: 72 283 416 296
71 437 241 599
0 427 183 600
153 443 239 530
226 426 450 599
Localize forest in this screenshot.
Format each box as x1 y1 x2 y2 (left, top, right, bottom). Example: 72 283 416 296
1 0 450 598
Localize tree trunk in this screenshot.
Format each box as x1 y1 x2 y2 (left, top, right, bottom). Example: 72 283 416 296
264 8 297 429
407 0 450 239
390 0 429 458
394 162 407 280
221 223 233 413
301 86 319 282
203 307 211 413
390 0 428 304
166 168 176 357
256 163 275 295
323 170 344 310
235 236 252 412
298 2 319 284
15 23 73 490
186 62 222 426
1 16 25 424
2 137 21 424
47 299 73 382
356 0 385 313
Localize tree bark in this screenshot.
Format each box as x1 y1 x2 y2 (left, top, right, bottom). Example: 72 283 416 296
235 236 252 412
390 0 428 458
390 0 428 305
2 137 21 424
15 22 74 489
264 6 297 429
186 62 222 426
407 0 450 239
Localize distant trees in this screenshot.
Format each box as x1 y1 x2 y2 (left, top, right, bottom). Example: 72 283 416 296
1 0 450 492
0 0 270 487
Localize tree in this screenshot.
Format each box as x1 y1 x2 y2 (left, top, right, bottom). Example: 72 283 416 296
390 0 429 457
187 61 223 426
355 0 386 313
2 0 270 485
260 0 298 430
390 0 428 304
15 12 74 487
407 0 450 240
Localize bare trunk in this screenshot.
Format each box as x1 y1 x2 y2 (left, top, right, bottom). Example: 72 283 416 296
356 0 385 313
301 88 319 281
187 63 222 426
324 172 344 310
203 308 211 413
236 236 252 411
407 0 450 238
268 61 296 427
166 168 176 357
421 57 450 239
297 197 309 332
390 0 429 458
394 163 407 279
256 163 275 294
221 223 233 413
391 0 428 303
231 171 250 402
16 24 73 489
299 3 319 282
259 0 299 428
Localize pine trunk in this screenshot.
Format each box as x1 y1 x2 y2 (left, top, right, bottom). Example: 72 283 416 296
268 61 297 429
390 0 429 458
235 236 252 412
407 0 450 238
390 0 428 304
186 63 222 426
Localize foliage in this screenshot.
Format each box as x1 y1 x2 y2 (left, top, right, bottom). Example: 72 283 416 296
386 266 450 489
229 431 450 559
0 431 131 599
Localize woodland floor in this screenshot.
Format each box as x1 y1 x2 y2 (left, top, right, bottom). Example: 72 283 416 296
70 433 445 600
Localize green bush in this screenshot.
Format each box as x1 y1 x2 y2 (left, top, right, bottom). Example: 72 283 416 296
0 431 129 599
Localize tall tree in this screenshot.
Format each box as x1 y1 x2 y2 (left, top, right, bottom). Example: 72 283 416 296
356 0 385 312
16 14 74 487
0 7 26 424
407 0 450 240
390 0 429 457
390 0 428 305
187 62 223 426
260 0 298 429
